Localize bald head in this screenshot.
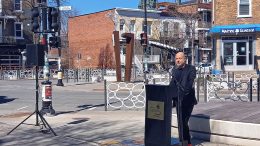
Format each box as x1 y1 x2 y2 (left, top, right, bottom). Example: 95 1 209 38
175 52 186 68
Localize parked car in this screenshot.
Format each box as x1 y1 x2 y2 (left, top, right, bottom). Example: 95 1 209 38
196 63 213 74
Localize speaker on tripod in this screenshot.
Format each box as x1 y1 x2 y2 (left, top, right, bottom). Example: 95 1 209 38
26 44 45 67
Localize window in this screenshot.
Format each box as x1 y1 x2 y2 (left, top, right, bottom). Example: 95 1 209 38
119 19 125 31
238 0 251 17
147 23 152 35
185 24 191 36
173 22 180 36
163 21 169 35
129 20 135 32
143 21 152 35
15 22 23 38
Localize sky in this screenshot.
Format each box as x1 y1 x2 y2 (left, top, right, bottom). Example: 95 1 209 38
67 0 140 15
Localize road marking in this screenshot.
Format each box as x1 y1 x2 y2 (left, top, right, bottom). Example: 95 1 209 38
17 106 29 111
87 107 96 110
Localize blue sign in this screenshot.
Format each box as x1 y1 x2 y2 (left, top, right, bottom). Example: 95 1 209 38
221 28 255 34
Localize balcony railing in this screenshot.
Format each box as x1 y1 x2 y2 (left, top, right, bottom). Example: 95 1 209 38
198 22 211 29
198 0 212 4
160 31 180 38
136 55 160 64
0 36 17 44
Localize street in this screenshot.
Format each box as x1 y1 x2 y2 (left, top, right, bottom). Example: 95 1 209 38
0 80 106 116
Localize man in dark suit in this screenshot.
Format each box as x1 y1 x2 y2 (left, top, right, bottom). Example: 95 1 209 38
170 52 197 146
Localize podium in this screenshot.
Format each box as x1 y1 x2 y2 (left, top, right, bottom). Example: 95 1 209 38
145 84 172 146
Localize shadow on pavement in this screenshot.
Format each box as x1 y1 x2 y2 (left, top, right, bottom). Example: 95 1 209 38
0 120 144 146
0 96 16 104
55 102 123 116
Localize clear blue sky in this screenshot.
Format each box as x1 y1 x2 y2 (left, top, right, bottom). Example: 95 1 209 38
67 0 140 15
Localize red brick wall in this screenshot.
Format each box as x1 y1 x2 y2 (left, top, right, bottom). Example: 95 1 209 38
68 9 115 69
214 0 260 25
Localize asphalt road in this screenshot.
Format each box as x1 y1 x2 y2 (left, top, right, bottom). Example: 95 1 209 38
0 80 106 116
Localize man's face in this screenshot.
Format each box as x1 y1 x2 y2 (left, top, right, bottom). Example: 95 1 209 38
175 52 186 68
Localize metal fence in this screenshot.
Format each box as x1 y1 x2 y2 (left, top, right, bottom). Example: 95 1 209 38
104 72 260 110
104 80 146 110
0 68 117 82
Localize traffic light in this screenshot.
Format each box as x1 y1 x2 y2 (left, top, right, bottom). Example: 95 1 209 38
48 7 59 32
140 32 148 47
31 7 40 32
47 7 53 31
49 36 60 48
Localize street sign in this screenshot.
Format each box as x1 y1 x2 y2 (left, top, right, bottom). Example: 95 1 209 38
59 6 71 11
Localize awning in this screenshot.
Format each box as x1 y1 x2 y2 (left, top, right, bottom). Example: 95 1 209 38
210 24 260 33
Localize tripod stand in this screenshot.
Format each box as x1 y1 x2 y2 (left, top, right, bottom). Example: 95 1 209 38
7 66 57 136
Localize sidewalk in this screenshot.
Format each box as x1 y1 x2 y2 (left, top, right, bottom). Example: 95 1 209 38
0 110 235 146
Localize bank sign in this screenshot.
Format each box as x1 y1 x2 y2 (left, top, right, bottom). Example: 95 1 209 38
221 28 255 34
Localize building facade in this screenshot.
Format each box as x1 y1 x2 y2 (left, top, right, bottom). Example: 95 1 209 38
211 0 260 72
157 0 212 64
0 0 34 69
68 8 187 70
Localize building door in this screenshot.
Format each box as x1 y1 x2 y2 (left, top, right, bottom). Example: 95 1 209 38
236 42 247 66
223 41 252 70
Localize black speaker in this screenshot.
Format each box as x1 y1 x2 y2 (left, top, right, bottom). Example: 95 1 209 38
26 44 45 66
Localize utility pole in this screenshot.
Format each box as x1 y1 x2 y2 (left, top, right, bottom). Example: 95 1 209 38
41 0 56 115
41 0 50 82
143 0 148 83
56 0 64 86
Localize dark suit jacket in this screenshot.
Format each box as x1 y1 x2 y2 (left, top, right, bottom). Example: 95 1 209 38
169 64 197 106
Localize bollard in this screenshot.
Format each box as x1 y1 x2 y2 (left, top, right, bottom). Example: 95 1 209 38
258 77 260 102
76 69 79 82
66 69 69 83
85 68 87 82
102 68 105 81
204 75 208 102
196 78 200 102
40 80 55 115
56 70 64 86
249 78 253 102
87 68 90 82
153 78 155 84
104 80 107 111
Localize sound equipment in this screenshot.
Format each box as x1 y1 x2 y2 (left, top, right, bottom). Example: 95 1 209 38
26 44 45 66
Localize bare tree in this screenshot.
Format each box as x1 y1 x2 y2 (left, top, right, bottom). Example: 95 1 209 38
47 0 79 69
98 44 115 69
167 5 201 65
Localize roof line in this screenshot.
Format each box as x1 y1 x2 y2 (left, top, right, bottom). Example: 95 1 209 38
69 8 116 19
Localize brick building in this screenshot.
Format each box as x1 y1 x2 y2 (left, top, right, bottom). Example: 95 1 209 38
211 0 260 72
68 9 115 69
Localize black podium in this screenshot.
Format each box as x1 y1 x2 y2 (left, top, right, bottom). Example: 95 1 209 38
145 84 172 146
